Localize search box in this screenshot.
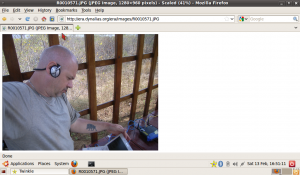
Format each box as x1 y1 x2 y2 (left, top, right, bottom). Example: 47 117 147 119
238 16 299 22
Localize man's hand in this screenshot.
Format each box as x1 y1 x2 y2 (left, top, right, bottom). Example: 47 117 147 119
107 124 131 141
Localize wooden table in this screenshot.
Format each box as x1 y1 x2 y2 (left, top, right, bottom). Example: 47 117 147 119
87 111 158 151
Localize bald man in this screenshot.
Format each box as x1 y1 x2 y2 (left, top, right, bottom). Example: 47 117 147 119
2 45 130 150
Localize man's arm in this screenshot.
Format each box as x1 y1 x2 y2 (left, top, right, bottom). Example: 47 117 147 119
70 118 130 140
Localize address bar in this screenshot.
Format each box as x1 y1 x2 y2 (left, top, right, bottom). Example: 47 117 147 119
65 16 235 22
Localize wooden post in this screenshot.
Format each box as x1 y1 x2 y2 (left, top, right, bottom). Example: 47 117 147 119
85 34 98 143
130 34 145 121
143 34 158 117
3 34 23 82
48 34 60 46
112 35 123 124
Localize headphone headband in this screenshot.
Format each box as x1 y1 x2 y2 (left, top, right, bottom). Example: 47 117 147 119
33 68 46 71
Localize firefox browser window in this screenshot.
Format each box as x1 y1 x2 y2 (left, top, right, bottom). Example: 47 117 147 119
0 0 300 175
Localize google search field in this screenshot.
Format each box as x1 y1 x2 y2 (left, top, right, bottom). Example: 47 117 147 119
238 16 299 22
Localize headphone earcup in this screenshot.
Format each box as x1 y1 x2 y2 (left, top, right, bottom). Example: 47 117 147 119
50 65 61 78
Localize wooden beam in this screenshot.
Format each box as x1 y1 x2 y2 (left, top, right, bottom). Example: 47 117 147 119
95 59 115 67
48 34 59 46
112 34 123 124
142 53 153 59
3 75 10 82
22 71 34 80
97 101 114 111
79 109 89 116
120 94 133 102
144 34 158 117
78 54 153 71
122 56 136 63
138 87 148 95
85 34 98 143
78 63 87 70
3 34 23 82
123 53 153 63
130 34 145 121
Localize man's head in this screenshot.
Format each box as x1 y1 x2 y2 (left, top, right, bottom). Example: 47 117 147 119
35 45 78 97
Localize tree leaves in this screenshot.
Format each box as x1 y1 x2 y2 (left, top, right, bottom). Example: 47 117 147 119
11 34 49 73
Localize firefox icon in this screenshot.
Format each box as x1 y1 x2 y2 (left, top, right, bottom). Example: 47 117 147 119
71 169 76 174
71 160 78 167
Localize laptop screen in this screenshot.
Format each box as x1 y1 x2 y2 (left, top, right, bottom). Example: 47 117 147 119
107 137 128 150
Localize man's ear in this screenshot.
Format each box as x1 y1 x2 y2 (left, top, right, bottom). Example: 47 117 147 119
46 61 58 75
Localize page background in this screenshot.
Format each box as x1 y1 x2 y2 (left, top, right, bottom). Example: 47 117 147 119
159 32 300 152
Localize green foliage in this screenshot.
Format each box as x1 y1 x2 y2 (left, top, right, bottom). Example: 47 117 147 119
144 34 155 54
2 51 8 75
94 34 115 61
11 34 49 73
67 70 89 112
123 34 138 57
59 34 86 63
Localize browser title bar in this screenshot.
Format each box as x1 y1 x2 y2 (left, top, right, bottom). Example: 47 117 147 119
0 0 300 7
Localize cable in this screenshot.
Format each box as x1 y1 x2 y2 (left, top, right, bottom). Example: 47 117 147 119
109 121 135 142
134 118 146 130
108 134 116 142
108 118 147 144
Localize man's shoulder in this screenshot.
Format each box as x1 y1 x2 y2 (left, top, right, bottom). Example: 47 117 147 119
3 82 29 97
3 81 26 88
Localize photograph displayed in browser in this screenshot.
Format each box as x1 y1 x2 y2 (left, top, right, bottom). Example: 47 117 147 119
2 34 158 151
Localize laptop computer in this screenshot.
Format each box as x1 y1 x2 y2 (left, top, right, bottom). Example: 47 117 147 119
82 133 133 151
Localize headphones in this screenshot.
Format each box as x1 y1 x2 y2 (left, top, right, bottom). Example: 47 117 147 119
33 64 61 78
